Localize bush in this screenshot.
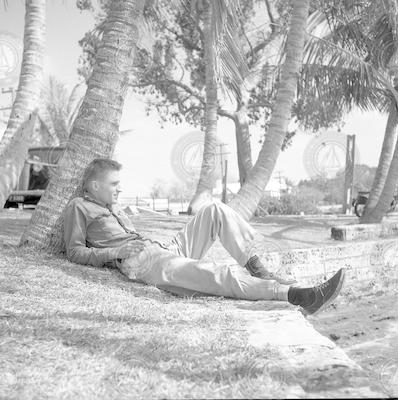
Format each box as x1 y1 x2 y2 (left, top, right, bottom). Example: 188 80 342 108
258 193 320 216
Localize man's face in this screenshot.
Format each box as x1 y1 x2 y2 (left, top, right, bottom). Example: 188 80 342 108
91 170 122 206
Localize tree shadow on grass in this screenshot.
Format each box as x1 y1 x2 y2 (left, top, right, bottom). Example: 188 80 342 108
267 226 332 248
40 254 299 312
44 257 179 303
2 310 161 325
231 300 294 313
249 217 344 249
1 311 287 391
0 218 30 243
38 252 226 307
2 241 300 313
252 215 351 228
2 310 382 397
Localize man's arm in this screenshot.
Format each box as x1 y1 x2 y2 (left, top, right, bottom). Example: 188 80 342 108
63 201 119 268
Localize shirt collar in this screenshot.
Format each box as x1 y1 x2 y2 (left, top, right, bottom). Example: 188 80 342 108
83 190 111 210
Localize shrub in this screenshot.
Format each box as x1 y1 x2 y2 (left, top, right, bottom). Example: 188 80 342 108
258 193 320 215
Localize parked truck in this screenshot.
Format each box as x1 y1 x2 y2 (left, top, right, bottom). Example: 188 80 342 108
4 146 64 209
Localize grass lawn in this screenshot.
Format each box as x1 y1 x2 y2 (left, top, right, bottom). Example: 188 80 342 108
0 210 305 399
1 209 397 398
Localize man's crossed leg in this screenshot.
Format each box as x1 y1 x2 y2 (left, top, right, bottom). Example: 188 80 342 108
121 201 345 316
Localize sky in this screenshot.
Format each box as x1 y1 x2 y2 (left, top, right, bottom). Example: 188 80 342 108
0 1 389 197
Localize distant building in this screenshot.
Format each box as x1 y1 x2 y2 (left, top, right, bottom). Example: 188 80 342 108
214 174 291 198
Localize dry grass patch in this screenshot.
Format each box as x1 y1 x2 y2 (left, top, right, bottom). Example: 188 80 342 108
0 242 301 399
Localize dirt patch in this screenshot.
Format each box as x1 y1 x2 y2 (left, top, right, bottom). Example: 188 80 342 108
310 290 398 397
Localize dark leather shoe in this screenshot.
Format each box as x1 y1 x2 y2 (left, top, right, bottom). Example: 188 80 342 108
288 268 346 316
244 255 297 285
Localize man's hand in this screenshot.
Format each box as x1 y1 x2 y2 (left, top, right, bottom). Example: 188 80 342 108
116 241 146 259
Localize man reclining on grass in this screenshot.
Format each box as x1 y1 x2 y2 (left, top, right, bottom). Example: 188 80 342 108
64 158 345 316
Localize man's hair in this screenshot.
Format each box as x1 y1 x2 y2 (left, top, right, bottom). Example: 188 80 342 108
82 158 122 190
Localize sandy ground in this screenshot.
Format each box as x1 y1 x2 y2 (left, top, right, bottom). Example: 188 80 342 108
1 208 398 396
312 291 398 397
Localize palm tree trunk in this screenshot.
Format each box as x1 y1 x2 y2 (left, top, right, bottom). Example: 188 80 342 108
188 0 218 215
20 0 145 251
361 102 398 223
228 0 310 220
233 102 253 186
0 0 45 207
365 131 398 223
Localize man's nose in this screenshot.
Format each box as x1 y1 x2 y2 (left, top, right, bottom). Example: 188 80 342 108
116 185 122 192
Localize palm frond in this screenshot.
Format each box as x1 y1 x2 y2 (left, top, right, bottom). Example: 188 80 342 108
304 32 398 103
300 63 389 114
303 4 398 112
369 13 395 69
67 82 86 117
67 96 84 132
211 0 249 97
37 113 59 143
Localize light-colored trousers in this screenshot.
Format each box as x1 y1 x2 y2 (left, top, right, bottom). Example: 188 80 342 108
120 201 288 301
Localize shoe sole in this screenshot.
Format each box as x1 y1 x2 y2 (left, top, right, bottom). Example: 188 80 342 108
301 268 346 317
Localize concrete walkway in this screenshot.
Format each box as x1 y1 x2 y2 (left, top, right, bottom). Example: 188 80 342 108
237 307 386 397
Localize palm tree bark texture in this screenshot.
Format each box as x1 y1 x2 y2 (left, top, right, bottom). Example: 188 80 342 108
20 0 146 251
188 0 219 215
361 101 398 223
0 0 46 207
228 0 310 221
362 2 398 223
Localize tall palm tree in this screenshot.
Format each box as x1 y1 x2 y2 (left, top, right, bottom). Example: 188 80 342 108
362 2 398 222
187 0 219 214
298 1 398 223
368 126 398 222
0 0 46 208
20 0 146 251
227 0 311 220
233 91 253 186
186 0 250 214
81 0 282 196
36 76 86 146
362 101 398 222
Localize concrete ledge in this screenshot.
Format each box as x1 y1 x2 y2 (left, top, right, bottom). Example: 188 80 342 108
331 221 398 241
234 308 385 397
262 237 398 295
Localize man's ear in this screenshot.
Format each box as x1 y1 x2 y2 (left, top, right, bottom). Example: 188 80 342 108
92 180 99 191
85 180 98 194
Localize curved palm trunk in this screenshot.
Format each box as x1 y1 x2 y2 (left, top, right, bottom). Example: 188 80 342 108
233 102 253 186
0 0 45 207
365 133 398 223
361 102 398 223
188 0 218 215
228 0 310 220
20 0 145 251
361 42 398 223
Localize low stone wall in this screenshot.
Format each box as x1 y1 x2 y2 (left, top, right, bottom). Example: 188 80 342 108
263 237 398 295
240 308 386 397
331 221 398 241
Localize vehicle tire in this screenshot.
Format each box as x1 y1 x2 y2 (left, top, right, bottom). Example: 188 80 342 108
389 198 397 213
3 201 18 209
354 202 365 217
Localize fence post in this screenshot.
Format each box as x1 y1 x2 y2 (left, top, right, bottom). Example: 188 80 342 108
222 160 228 203
343 135 355 214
